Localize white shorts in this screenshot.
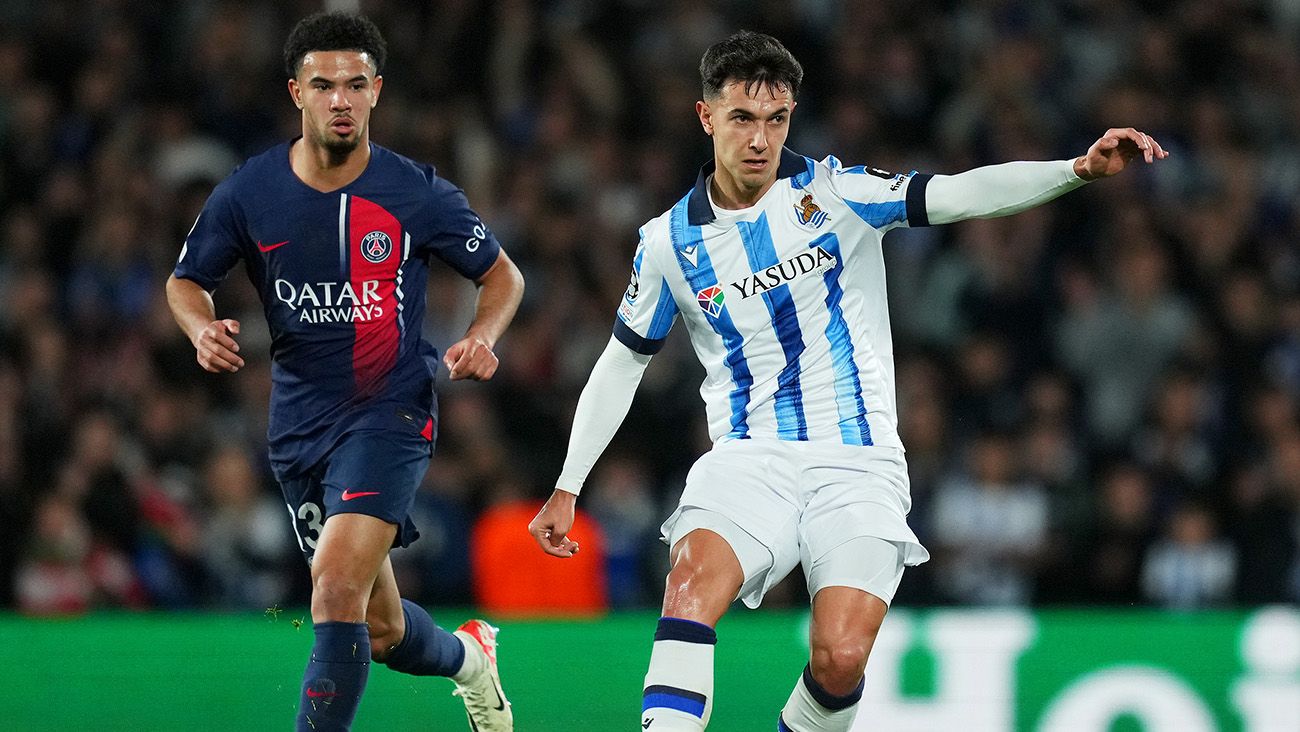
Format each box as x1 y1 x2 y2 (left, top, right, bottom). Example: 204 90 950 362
661 439 930 608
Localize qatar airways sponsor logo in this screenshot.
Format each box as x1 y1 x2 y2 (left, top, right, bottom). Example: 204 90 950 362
728 246 837 300
274 279 385 323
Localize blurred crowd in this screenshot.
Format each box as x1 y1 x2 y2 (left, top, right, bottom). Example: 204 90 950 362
2 0 1299 615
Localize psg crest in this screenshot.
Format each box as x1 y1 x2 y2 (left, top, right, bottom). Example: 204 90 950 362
361 231 393 263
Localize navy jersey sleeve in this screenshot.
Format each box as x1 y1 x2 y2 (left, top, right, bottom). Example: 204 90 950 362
173 178 245 291
414 174 502 280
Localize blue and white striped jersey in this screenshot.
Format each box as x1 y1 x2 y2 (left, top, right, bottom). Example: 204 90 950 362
614 148 932 449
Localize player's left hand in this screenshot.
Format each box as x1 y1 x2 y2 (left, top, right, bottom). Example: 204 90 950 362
443 335 498 380
1074 127 1169 181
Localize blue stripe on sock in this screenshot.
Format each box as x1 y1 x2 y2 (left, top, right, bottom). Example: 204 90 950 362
778 715 795 732
643 685 707 718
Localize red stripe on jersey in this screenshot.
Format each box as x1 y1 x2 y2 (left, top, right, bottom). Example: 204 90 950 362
348 196 402 396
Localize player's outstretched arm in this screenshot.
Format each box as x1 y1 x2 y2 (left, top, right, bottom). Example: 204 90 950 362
528 335 653 558
924 126 1169 226
166 274 244 373
1072 127 1169 181
444 249 525 381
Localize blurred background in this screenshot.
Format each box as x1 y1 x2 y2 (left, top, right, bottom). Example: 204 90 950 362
1 0 1299 728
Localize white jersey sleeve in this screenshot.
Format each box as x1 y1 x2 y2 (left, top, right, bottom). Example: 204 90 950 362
613 228 681 355
925 160 1087 225
822 160 934 233
824 157 1088 231
555 336 652 495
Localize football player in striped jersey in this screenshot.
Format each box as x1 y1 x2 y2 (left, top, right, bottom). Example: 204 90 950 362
529 29 1165 732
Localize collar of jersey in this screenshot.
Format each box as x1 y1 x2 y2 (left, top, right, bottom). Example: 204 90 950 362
687 147 809 226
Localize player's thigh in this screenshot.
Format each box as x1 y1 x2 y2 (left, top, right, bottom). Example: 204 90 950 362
809 583 889 671
663 527 746 622
313 512 399 583
662 439 802 610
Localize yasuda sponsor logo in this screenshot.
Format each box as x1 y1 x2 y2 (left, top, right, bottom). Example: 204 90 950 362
274 279 385 323
729 246 837 300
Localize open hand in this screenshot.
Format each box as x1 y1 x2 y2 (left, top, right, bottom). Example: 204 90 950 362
1074 127 1168 181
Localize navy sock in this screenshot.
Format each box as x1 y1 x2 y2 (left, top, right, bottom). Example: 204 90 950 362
381 599 467 677
297 621 370 732
803 663 864 709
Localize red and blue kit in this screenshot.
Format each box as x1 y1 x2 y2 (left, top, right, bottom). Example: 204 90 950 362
175 140 500 553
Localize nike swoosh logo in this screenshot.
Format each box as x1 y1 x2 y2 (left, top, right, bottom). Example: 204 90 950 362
340 489 380 501
492 680 505 711
681 245 699 267
257 240 290 252
306 688 337 698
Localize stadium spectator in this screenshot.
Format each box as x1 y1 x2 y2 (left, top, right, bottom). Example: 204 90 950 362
1141 501 1238 609
930 432 1049 605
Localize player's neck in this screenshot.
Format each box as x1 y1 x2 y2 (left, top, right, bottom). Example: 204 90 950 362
709 165 775 211
290 136 372 193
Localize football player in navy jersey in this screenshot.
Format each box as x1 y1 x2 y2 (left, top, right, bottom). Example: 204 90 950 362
166 13 521 732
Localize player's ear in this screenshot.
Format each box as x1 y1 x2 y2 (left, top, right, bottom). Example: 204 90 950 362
371 75 382 106
288 78 303 110
696 100 713 136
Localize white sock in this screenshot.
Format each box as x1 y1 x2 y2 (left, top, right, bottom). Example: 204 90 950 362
450 632 484 683
779 665 862 732
641 617 717 731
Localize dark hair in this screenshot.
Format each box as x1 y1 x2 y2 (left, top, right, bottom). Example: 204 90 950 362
700 30 803 100
283 12 387 79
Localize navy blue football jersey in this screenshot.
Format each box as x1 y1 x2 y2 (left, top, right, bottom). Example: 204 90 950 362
174 140 501 480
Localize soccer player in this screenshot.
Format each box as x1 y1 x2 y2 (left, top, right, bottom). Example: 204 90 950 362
166 13 521 732
528 30 1167 731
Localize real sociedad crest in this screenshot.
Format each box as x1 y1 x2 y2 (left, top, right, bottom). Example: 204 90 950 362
361 231 393 263
794 193 829 229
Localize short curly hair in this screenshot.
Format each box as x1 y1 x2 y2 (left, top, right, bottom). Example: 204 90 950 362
283 12 387 79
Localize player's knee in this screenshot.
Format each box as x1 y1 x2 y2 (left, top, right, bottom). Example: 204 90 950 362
809 639 870 694
310 573 369 621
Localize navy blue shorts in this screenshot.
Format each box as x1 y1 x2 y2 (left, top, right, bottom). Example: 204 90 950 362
278 419 434 563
